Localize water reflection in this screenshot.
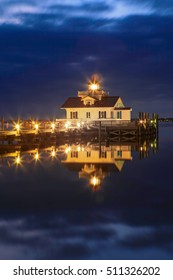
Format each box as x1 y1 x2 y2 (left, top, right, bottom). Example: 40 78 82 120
0 136 158 191
62 143 133 191
0 127 173 260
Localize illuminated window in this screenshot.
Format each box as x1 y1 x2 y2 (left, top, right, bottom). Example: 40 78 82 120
101 151 107 158
117 111 122 119
99 111 106 118
70 112 78 119
71 151 78 158
86 151 91 157
117 150 122 157
86 112 91 118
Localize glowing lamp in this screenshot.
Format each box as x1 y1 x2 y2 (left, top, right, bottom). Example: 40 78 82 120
51 122 55 130
15 155 21 165
89 83 99 91
51 149 56 157
65 121 71 129
90 176 100 187
34 152 39 161
65 146 71 154
15 123 20 132
77 146 81 152
35 123 39 130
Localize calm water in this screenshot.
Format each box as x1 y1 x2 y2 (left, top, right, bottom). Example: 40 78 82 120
0 125 172 260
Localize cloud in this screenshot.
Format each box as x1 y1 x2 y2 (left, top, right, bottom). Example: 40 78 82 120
0 0 173 29
0 212 173 259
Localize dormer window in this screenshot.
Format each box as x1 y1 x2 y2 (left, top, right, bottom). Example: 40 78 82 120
82 96 96 106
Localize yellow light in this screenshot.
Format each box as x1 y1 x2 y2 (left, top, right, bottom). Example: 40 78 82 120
77 146 81 152
65 146 71 154
77 122 81 128
89 83 98 91
34 152 39 161
140 147 143 151
51 149 56 157
65 121 71 129
15 155 21 165
35 123 39 130
139 120 143 124
90 176 100 186
150 120 153 123
15 123 20 132
51 122 55 130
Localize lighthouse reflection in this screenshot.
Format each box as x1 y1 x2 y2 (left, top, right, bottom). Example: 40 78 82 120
0 138 158 190
62 143 132 191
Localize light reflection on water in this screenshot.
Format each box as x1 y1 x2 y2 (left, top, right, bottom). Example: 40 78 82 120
0 126 173 260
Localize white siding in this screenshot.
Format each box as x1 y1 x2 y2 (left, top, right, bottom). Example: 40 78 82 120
65 107 131 121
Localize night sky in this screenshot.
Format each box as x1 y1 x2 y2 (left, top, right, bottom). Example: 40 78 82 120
0 0 173 118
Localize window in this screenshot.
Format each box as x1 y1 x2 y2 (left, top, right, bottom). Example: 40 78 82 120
86 101 91 106
111 111 114 119
101 151 107 158
99 111 106 118
86 151 91 157
117 111 122 119
117 150 122 157
71 151 78 158
86 112 91 118
70 112 78 119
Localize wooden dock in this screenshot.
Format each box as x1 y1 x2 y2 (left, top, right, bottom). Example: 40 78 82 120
0 113 158 143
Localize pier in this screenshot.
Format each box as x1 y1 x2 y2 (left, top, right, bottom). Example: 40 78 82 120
0 112 158 144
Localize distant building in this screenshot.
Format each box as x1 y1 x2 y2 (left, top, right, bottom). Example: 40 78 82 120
61 79 132 122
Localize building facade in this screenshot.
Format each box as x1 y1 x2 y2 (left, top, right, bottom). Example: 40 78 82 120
61 80 132 122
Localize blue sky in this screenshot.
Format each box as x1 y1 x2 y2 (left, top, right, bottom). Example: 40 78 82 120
0 0 173 117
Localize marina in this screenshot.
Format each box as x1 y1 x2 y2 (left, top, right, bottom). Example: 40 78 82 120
0 80 158 144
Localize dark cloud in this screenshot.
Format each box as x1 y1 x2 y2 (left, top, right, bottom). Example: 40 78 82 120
1 14 173 117
0 210 173 259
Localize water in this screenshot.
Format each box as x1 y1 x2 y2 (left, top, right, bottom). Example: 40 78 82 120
0 125 172 260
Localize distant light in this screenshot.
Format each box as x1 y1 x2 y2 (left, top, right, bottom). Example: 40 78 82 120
15 155 21 165
51 149 56 157
15 123 20 132
65 121 71 129
90 176 100 186
140 147 143 151
89 83 99 91
65 146 71 154
150 143 154 148
150 120 153 123
51 122 55 130
139 120 143 124
77 146 81 152
77 122 81 128
35 123 39 130
34 152 39 161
